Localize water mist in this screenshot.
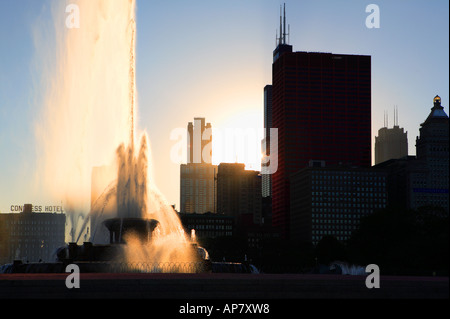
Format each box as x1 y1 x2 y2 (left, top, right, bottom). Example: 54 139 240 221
33 0 196 269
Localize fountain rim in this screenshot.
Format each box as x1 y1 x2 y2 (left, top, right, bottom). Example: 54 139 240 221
103 217 160 231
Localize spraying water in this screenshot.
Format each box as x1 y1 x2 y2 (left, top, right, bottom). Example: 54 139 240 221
33 0 196 268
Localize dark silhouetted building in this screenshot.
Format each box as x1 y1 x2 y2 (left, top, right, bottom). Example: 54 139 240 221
374 156 417 209
0 204 66 264
375 114 408 165
376 96 449 212
412 95 449 210
270 7 371 238
290 161 387 245
216 163 262 227
178 212 234 239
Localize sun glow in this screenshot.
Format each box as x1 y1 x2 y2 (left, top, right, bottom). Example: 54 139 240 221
211 102 263 171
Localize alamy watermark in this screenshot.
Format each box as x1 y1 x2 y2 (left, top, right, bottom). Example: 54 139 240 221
169 127 278 174
65 4 80 29
365 264 380 288
65 264 80 289
365 4 380 29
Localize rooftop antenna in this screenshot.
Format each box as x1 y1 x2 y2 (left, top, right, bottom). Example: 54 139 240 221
392 105 400 126
283 3 286 44
392 106 395 127
396 105 399 126
279 5 282 45
394 105 397 126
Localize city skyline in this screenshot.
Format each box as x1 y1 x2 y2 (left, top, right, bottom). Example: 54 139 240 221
0 0 449 212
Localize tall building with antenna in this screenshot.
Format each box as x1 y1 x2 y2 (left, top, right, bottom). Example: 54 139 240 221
269 4 372 239
375 106 408 165
375 96 448 212
273 3 292 62
180 118 217 214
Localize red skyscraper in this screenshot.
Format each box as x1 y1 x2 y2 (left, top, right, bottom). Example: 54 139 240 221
270 5 372 238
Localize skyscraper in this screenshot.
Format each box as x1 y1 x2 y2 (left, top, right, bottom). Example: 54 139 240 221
290 162 387 244
0 204 66 264
375 95 449 212
180 163 217 214
413 95 449 211
270 5 372 238
180 118 216 214
375 108 408 165
216 163 262 226
187 118 212 164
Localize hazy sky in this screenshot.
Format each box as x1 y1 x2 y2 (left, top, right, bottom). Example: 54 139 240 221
0 0 448 212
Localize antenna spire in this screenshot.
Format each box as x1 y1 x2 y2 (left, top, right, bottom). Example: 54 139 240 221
275 3 290 48
396 105 399 126
279 5 282 45
283 3 286 44
394 105 397 126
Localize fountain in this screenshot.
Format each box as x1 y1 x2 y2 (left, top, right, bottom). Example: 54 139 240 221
28 0 200 272
0 0 254 274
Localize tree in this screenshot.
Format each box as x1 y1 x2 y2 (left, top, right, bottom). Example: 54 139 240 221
347 206 449 275
315 235 347 265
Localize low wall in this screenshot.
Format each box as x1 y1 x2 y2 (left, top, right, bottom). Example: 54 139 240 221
0 273 448 299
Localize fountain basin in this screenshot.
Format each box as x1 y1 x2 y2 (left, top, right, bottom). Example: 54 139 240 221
103 217 159 244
